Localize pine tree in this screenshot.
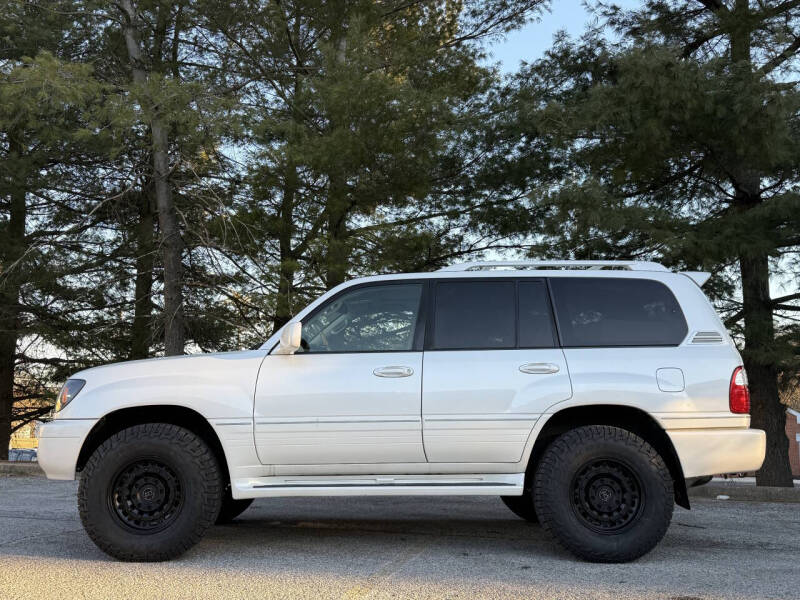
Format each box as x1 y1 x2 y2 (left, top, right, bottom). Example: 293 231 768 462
0 44 110 458
76 0 249 356
200 0 546 330
0 1 249 455
496 0 800 485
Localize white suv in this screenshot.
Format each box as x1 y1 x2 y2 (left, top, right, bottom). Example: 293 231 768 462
37 260 766 563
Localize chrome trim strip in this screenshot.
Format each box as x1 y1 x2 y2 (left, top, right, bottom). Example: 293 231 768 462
656 414 744 419
255 419 421 425
423 416 538 422
252 481 515 489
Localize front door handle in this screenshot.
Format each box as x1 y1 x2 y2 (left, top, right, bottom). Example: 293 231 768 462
519 362 560 374
373 365 414 378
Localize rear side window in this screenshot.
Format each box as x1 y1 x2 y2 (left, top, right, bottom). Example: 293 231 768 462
433 281 515 349
550 277 688 347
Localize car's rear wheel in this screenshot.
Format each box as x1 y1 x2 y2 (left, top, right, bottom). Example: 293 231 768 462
533 425 673 562
78 423 222 561
500 493 538 523
216 487 253 524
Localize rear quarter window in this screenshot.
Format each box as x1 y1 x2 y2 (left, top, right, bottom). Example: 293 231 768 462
549 277 688 347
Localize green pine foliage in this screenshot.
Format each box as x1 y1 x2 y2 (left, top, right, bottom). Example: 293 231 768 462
489 0 800 485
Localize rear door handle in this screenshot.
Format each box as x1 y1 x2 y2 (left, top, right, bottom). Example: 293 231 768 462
373 365 414 378
519 362 560 374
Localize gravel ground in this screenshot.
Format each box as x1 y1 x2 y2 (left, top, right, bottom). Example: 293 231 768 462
0 476 798 600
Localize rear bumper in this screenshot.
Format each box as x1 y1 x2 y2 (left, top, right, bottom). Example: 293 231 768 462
36 419 97 480
668 428 766 478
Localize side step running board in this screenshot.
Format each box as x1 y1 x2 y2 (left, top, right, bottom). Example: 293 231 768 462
232 473 524 499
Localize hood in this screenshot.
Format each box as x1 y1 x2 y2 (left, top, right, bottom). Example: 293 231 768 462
71 350 266 380
58 350 268 420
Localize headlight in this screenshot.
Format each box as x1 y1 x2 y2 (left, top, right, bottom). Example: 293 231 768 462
54 379 86 412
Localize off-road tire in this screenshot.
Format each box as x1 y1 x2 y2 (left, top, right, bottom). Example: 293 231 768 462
500 493 538 523
78 423 223 561
533 425 673 563
216 488 253 524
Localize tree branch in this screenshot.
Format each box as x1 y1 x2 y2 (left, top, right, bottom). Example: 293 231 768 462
775 304 800 311
724 292 800 326
760 35 800 75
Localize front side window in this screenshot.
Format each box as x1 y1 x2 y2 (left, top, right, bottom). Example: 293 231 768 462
299 283 423 353
550 277 688 347
432 281 515 350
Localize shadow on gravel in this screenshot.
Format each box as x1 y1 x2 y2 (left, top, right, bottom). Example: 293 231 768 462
0 510 561 565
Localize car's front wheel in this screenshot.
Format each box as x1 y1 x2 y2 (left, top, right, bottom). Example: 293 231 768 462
533 425 673 562
78 423 223 561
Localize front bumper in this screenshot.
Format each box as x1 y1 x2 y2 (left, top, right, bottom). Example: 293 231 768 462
37 419 97 480
668 428 766 478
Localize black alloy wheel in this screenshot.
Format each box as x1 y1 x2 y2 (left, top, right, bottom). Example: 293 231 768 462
569 458 643 533
109 459 185 533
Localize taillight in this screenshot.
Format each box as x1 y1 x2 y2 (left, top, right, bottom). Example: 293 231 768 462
729 367 750 414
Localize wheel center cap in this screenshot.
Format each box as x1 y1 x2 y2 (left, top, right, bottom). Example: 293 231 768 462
598 486 612 503
140 485 156 502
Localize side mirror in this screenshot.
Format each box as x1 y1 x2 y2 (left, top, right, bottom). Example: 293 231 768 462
274 321 302 355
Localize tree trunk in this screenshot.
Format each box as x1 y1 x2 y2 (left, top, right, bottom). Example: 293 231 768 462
727 0 792 486
151 121 185 355
273 43 304 331
0 338 13 461
323 30 350 291
273 163 298 332
130 189 155 359
118 0 185 355
740 251 793 486
273 265 294 331
325 190 349 290
0 141 26 460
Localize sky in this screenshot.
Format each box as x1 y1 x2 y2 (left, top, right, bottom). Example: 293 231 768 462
489 1 597 72
487 1 639 73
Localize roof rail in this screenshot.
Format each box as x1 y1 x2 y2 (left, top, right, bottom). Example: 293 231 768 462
438 260 670 272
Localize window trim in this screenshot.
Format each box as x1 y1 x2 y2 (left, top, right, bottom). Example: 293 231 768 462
548 276 689 349
272 280 428 355
518 279 559 349
424 277 558 352
271 275 686 355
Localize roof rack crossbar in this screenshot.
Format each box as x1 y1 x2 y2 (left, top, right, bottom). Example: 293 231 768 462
438 260 669 272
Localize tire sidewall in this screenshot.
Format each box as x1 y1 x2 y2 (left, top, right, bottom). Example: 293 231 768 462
534 428 673 561
79 427 220 559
